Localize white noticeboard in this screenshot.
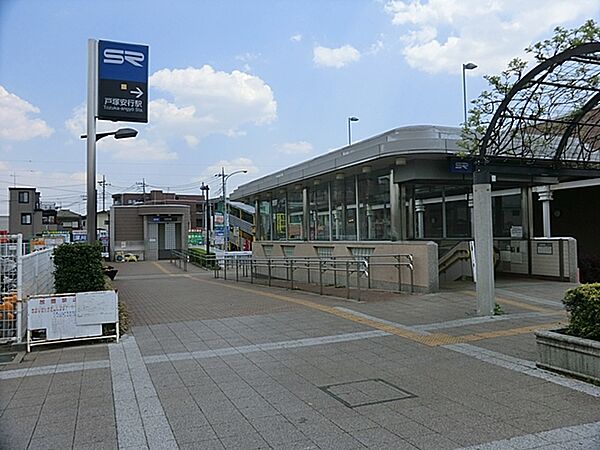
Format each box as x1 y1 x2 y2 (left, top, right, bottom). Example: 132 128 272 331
76 291 118 325
27 290 119 350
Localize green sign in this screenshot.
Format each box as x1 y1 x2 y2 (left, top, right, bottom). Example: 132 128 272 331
188 229 204 246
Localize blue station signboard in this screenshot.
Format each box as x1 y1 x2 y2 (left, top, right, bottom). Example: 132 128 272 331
97 40 149 123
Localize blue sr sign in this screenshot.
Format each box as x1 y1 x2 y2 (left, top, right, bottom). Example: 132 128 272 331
97 40 149 123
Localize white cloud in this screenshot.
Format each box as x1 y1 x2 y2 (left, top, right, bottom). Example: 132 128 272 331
313 45 361 68
290 34 303 42
385 0 600 74
367 39 385 55
276 141 313 155
65 65 277 160
235 52 261 62
97 137 177 161
0 85 53 141
196 157 259 195
201 157 259 179
150 65 277 134
184 135 199 147
63 104 178 161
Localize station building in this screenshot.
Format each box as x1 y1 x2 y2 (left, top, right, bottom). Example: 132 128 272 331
230 125 593 292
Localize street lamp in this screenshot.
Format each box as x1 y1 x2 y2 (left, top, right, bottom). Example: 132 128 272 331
462 62 477 125
80 128 137 243
215 168 248 251
348 116 359 145
80 127 138 141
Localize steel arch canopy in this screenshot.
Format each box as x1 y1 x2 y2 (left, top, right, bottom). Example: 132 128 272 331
479 42 600 170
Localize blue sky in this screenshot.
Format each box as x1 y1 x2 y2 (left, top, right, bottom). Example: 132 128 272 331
1 0 598 214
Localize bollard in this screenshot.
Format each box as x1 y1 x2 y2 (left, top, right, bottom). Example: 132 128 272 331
235 257 239 282
289 260 294 290
250 259 254 284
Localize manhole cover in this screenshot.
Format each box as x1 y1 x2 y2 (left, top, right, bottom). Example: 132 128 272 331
0 352 18 364
319 378 416 408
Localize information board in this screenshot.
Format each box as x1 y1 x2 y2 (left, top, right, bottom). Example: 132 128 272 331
28 295 102 341
27 290 119 349
75 291 118 325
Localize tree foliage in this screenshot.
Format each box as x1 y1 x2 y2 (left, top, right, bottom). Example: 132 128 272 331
459 20 600 156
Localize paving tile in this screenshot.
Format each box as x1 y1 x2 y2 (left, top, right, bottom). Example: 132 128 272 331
28 432 75 450
219 433 270 449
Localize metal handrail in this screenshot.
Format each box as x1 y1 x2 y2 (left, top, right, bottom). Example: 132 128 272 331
212 253 415 298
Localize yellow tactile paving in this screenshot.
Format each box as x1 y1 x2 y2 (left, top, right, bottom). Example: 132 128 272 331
184 273 561 347
152 261 175 275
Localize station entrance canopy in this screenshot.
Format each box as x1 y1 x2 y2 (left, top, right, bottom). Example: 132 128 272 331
472 42 600 316
476 42 600 177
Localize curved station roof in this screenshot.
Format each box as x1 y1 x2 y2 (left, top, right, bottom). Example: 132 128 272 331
230 125 462 200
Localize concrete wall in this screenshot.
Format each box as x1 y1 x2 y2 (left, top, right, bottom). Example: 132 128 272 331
252 240 439 293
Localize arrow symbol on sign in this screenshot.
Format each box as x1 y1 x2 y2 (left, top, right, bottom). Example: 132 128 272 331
130 86 144 99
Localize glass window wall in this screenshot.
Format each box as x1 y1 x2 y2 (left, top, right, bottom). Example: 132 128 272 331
271 195 287 240
287 189 303 240
309 184 330 240
358 171 391 240
258 199 271 241
331 177 357 240
493 194 522 237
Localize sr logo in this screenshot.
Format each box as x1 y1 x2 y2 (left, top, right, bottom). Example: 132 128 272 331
103 49 145 67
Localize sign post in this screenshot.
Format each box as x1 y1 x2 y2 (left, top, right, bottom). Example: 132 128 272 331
86 39 148 243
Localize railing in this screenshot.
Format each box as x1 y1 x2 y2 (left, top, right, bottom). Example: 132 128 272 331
1 234 55 343
170 249 221 276
214 254 414 300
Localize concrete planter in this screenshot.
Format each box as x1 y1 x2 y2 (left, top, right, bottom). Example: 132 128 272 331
535 329 600 384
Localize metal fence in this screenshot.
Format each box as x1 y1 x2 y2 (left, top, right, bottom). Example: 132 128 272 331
1 234 55 343
171 249 414 300
1 234 22 341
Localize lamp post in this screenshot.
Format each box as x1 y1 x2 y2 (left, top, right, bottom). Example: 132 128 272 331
347 116 359 145
462 63 477 125
80 128 138 243
215 168 248 251
200 183 211 255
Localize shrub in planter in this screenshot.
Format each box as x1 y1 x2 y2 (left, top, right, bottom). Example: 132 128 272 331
54 243 105 293
562 283 600 341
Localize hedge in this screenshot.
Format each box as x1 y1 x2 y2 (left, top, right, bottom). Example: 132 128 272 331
562 283 600 341
54 243 105 293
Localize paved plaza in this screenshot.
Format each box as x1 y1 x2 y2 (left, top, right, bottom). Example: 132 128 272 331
1 261 599 449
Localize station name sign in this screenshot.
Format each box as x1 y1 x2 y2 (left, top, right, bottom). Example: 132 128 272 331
97 40 149 123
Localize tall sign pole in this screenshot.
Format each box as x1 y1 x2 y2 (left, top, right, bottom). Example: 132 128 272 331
86 38 149 243
86 39 98 243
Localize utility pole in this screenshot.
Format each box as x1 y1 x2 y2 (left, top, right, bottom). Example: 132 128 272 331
200 183 211 255
214 167 247 251
97 175 111 211
136 178 147 203
221 167 226 251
